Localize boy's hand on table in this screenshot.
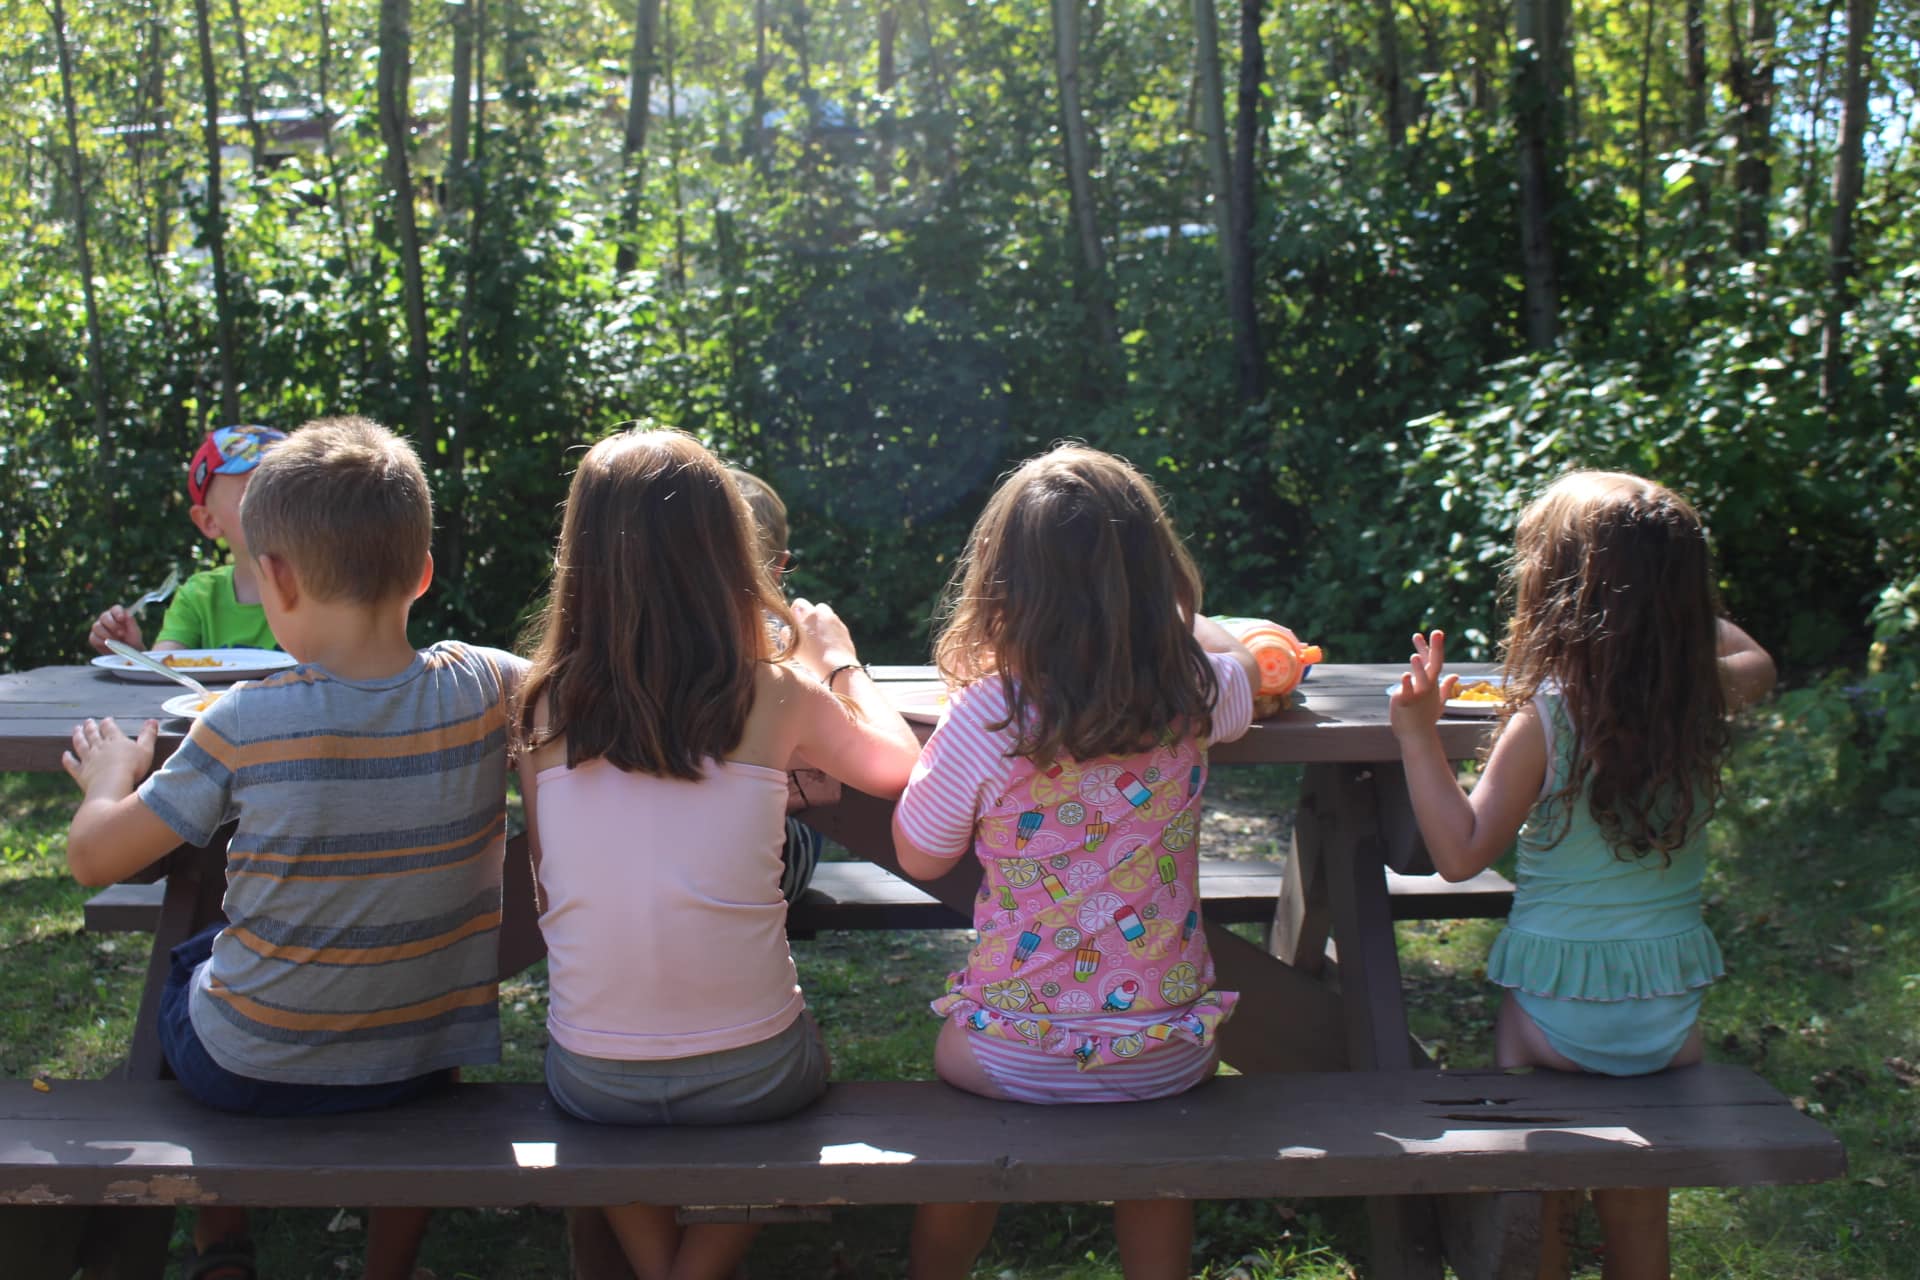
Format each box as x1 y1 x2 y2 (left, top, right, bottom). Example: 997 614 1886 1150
63 717 159 799
88 605 146 654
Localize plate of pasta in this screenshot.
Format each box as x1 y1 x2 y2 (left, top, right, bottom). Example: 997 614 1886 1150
161 690 228 719
1384 674 1509 716
1443 676 1508 716
93 648 295 684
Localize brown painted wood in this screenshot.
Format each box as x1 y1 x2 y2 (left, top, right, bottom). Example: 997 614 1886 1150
1204 921 1347 1075
86 861 1516 939
1441 1191 1546 1280
0 1205 88 1280
123 836 228 1084
567 1207 634 1280
0 1067 1844 1209
1272 798 1331 974
2 663 1499 774
498 831 547 980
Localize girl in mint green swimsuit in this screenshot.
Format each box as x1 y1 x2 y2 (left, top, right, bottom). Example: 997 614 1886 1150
1389 470 1777 1280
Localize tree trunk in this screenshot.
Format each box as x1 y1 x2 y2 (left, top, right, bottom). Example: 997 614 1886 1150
448 0 474 214
49 0 111 443
1631 0 1657 268
749 0 769 171
225 0 268 171
1377 0 1406 147
446 0 481 596
1684 0 1710 272
1820 0 1877 405
874 3 897 196
1513 0 1560 349
377 0 437 451
1192 0 1232 276
665 0 688 291
1049 0 1118 354
614 0 661 276
1230 0 1265 400
1726 0 1777 257
190 0 241 424
315 0 361 277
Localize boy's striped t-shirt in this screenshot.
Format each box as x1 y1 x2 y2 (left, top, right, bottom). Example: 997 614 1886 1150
137 641 526 1085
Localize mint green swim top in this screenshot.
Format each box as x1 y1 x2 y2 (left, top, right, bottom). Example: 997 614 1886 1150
1487 691 1724 1003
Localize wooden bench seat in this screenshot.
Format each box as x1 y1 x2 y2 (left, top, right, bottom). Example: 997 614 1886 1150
0 1065 1841 1211
83 860 1514 936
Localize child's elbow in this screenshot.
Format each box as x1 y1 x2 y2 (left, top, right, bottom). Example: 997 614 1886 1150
66 842 113 888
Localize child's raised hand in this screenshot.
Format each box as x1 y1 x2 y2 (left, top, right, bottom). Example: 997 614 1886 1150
87 605 145 655
790 598 860 680
62 716 159 798
1389 629 1458 739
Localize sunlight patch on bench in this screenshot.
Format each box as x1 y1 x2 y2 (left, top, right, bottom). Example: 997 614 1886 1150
819 1142 916 1165
86 1140 193 1165
1381 1127 1650 1153
513 1142 558 1168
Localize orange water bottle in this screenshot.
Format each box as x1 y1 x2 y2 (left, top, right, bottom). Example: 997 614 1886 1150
1214 617 1323 701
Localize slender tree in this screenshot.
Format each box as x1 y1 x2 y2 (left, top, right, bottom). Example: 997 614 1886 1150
1230 0 1265 399
614 0 661 276
1514 0 1561 348
377 0 436 451
1050 0 1117 353
1684 0 1710 272
1821 0 1878 404
226 0 268 171
1726 0 1778 257
48 0 110 441
190 0 241 423
315 0 361 276
1377 0 1406 147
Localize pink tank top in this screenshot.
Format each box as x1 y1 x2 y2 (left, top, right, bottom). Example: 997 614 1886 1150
533 756 804 1060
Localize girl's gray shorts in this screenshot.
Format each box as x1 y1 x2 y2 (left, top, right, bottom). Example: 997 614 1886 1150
545 1012 828 1126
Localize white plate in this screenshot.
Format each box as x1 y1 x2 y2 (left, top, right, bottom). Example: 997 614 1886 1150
886 683 950 725
93 648 295 684
161 690 228 719
1383 674 1509 717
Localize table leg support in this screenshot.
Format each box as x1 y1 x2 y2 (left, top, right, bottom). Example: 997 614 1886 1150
1312 764 1445 1280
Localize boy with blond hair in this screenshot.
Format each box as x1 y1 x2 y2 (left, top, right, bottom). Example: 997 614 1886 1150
63 416 525 1280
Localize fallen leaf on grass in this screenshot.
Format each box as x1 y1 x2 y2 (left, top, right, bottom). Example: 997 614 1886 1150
31 1077 50 1093
1886 1056 1920 1089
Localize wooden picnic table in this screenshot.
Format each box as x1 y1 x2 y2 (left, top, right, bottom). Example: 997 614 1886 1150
1 658 1503 1277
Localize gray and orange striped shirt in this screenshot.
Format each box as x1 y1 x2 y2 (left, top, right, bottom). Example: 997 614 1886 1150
138 641 526 1084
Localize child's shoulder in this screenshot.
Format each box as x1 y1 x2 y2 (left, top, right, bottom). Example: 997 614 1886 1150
419 640 529 694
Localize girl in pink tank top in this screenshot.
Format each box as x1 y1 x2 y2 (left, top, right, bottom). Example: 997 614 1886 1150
514 430 920 1280
893 445 1261 1280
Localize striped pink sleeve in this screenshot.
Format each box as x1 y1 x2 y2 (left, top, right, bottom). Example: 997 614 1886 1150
1209 651 1255 744
895 682 1017 860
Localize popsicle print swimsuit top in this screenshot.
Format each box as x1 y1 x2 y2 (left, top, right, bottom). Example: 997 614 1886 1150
896 654 1255 1082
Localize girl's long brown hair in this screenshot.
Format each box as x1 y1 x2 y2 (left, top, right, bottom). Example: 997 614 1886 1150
934 445 1218 763
1500 471 1729 862
516 430 794 778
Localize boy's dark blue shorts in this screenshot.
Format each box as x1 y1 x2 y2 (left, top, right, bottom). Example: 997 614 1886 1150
159 925 454 1117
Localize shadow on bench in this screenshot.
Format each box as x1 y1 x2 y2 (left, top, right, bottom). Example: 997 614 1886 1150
84 859 1515 937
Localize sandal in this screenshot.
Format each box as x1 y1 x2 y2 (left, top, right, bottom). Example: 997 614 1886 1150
183 1234 257 1280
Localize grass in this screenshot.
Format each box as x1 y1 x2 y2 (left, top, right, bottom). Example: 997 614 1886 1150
3 705 1916 1278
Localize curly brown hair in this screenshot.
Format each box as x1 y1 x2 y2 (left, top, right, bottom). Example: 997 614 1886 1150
1499 471 1729 863
933 445 1218 763
516 430 794 779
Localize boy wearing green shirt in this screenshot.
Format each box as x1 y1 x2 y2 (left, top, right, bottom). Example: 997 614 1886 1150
87 426 286 653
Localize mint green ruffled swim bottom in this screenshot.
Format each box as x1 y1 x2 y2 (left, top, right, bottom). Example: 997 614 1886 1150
1512 987 1704 1077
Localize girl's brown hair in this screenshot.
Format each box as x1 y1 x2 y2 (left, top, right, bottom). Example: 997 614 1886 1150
1500 470 1729 862
517 430 794 778
934 445 1218 763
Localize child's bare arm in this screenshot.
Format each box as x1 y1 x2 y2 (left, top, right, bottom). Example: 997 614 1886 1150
1192 613 1260 693
892 809 964 882
63 717 181 886
1716 619 1776 711
1389 630 1545 882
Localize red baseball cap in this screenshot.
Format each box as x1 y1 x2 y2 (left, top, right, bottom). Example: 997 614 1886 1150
188 425 286 506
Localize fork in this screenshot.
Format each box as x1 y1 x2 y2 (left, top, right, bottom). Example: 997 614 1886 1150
130 567 180 615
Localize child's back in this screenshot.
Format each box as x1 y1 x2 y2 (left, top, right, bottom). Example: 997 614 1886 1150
160 642 518 1080
891 445 1260 1280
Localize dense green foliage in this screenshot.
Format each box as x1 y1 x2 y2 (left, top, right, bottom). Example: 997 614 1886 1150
2 0 1914 763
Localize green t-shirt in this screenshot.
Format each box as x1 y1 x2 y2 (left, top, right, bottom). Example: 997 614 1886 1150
153 564 279 650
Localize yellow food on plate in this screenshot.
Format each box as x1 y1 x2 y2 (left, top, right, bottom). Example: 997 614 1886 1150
162 655 222 668
194 693 224 712
1452 680 1503 703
